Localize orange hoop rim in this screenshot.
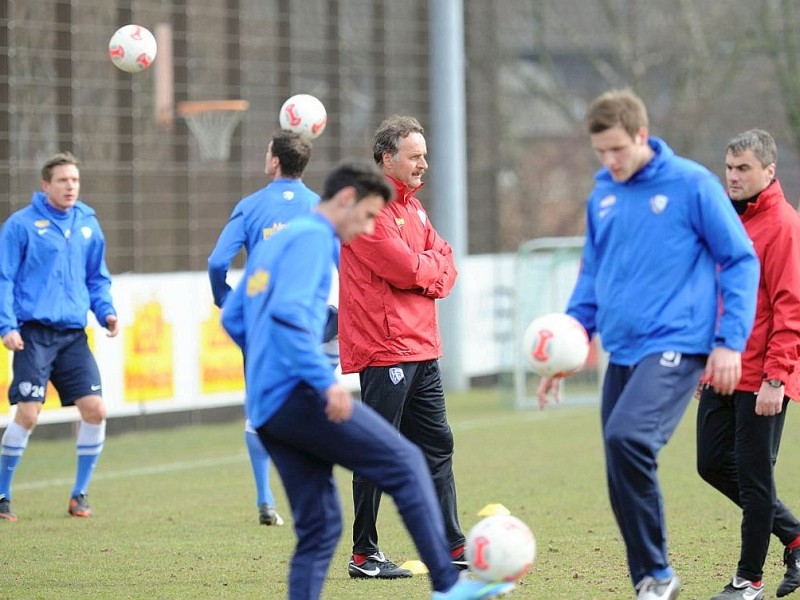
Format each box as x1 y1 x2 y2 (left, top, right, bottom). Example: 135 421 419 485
177 99 249 116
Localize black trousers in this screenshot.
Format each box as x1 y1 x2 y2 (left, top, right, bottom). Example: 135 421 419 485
352 360 466 555
697 389 800 581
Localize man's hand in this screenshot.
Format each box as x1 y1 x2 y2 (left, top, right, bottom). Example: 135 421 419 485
536 376 562 410
2 330 23 351
324 383 353 423
105 315 119 338
755 381 784 416
702 347 742 396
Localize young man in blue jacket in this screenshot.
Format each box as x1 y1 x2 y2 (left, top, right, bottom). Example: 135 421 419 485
208 129 319 527
537 90 760 600
221 161 512 600
0 152 119 521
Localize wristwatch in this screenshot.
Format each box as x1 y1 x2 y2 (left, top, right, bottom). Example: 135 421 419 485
766 379 784 388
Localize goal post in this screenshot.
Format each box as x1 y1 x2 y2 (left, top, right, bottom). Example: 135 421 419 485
512 237 605 409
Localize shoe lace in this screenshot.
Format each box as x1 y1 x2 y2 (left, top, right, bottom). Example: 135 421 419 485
381 558 401 568
366 552 404 570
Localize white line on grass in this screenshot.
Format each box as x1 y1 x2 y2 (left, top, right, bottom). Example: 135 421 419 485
16 403 593 490
15 453 248 491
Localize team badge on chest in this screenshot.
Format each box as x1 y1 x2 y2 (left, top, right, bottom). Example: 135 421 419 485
650 194 669 214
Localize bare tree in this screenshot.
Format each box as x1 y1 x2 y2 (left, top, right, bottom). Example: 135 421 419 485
488 0 800 241
512 0 744 154
759 0 800 156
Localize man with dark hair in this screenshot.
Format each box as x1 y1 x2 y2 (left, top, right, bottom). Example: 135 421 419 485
221 161 511 600
698 129 800 600
208 129 319 527
537 90 760 600
209 129 317 308
339 115 467 579
0 151 119 521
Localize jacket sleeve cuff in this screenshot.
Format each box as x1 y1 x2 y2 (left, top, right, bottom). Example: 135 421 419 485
713 334 746 352
762 367 792 384
313 373 338 395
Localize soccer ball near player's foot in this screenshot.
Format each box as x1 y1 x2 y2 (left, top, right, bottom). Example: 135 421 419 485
522 312 590 378
466 515 536 583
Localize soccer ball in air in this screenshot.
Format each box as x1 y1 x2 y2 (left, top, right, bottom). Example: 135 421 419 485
522 312 589 377
466 515 536 583
108 24 158 73
279 94 327 140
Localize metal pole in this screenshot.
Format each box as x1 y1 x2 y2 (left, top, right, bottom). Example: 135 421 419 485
429 0 467 391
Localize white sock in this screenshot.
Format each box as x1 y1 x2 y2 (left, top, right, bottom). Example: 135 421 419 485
1 421 31 452
76 421 105 454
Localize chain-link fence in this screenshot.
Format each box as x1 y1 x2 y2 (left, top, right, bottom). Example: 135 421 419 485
3 1 799 275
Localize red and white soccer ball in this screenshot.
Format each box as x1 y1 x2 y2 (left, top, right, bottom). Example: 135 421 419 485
108 24 158 73
279 94 328 140
466 515 536 583
523 312 589 377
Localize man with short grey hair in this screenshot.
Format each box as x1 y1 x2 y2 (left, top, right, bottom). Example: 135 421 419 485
339 115 468 579
698 129 800 600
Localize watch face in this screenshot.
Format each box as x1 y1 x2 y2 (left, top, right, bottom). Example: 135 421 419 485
767 379 783 388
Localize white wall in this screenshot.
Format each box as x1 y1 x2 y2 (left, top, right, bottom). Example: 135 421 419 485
0 254 518 427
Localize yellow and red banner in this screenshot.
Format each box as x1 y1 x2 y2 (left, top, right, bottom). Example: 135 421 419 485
124 299 174 402
199 306 244 394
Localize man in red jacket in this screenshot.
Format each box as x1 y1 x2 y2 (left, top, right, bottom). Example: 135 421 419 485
697 129 800 600
338 115 467 579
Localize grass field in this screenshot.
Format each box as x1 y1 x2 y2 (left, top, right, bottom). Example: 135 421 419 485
2 388 800 599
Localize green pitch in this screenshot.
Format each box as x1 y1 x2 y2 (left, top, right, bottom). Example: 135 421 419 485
2 389 799 599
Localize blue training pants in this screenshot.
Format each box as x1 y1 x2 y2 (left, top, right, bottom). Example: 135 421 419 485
257 383 459 600
601 352 705 586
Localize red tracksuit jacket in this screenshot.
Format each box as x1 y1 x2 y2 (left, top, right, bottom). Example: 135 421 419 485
338 175 457 374
737 179 800 401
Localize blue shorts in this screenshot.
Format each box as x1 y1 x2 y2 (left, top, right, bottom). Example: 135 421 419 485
9 322 102 406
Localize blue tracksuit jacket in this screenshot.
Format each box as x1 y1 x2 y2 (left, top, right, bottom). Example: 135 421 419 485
567 137 759 365
221 212 338 429
0 192 115 336
208 178 320 307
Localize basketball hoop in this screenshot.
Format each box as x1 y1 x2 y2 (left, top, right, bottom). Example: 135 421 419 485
177 99 249 162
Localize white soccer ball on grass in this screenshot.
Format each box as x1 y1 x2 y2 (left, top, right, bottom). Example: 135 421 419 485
466 514 536 583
